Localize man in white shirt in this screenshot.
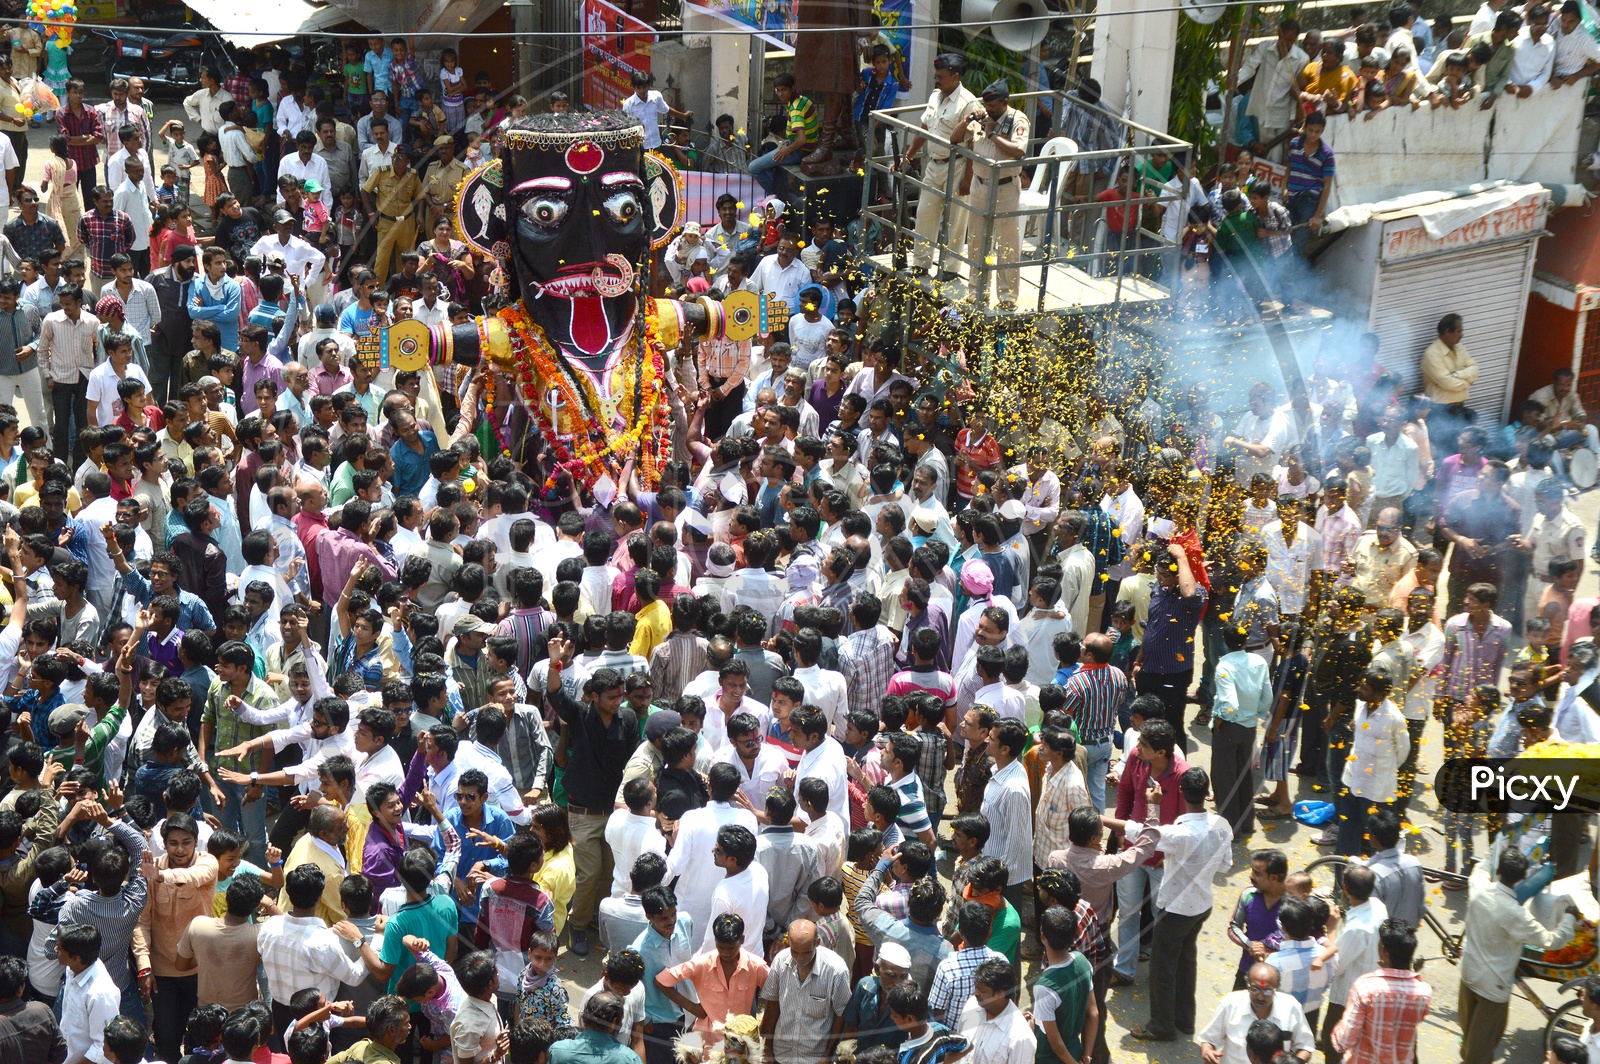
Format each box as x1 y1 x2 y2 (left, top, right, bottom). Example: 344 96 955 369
666 763 760 939
1226 382 1292 487
278 130 333 209
711 712 788 805
111 159 153 271
57 923 121 1064
1506 5 1558 96
791 634 849 740
1551 0 1600 85
352 708 405 804
701 823 769 954
751 237 812 316
1338 671 1410 856
1119 766 1232 1041
411 274 451 330
980 720 1034 907
1321 864 1389 1048
606 779 667 899
252 211 327 295
957 960 1034 1064
791 708 850 825
1197 963 1316 1064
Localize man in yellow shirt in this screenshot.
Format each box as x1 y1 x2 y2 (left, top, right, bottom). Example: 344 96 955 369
362 144 423 283
1421 312 1479 411
629 569 671 658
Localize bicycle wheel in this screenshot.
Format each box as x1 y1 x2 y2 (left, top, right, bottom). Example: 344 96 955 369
1546 998 1590 1048
1304 855 1350 909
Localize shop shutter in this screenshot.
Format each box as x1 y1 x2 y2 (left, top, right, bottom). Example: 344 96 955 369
1367 240 1538 422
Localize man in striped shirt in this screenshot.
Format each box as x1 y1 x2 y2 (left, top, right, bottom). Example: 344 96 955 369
883 732 935 845
1061 633 1128 811
747 73 819 195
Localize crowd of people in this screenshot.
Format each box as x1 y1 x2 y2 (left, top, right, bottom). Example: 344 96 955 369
0 8 1578 1064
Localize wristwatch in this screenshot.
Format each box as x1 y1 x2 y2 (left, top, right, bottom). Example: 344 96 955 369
250 771 259 786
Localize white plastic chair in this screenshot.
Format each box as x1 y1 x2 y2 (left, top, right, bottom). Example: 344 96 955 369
1019 136 1078 242
1091 218 1109 277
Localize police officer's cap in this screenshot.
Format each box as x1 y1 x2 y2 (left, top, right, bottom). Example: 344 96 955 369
981 79 1011 101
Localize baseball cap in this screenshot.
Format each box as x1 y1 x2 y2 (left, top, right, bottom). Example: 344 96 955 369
272 208 294 225
998 499 1026 520
454 615 495 636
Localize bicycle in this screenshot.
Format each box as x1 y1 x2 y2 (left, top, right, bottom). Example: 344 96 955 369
1304 853 1598 1050
1304 854 1464 966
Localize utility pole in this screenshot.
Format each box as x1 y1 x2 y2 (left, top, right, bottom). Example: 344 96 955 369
509 0 538 97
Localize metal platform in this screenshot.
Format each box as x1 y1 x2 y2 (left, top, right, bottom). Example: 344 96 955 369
865 251 1171 312
860 88 1192 317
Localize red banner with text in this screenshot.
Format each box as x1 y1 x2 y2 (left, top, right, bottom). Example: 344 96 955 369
582 0 657 111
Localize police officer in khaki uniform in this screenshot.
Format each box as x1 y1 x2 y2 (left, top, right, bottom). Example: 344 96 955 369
957 79 1029 308
422 135 469 235
900 53 979 280
362 143 423 283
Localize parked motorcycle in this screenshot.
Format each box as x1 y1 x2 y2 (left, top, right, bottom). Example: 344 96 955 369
89 24 233 96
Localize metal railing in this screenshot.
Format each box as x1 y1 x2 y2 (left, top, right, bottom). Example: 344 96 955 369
859 88 1193 314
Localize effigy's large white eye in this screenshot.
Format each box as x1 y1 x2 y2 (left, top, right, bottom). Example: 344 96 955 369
602 190 641 226
521 195 569 229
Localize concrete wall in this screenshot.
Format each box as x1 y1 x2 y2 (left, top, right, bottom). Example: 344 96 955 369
1320 85 1587 210
1089 0 1178 134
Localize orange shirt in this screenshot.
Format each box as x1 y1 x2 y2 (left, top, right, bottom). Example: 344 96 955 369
658 947 771 1041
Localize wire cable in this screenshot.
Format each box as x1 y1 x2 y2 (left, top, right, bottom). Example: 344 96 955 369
1 0 1286 42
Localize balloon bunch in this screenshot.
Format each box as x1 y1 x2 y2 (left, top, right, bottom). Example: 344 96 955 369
28 0 76 50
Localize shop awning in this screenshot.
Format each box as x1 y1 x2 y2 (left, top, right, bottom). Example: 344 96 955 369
182 0 340 47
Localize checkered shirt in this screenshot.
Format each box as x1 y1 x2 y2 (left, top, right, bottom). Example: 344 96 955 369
1269 939 1332 1014
1330 968 1433 1064
927 946 1007 1027
914 728 948 809
839 624 898 715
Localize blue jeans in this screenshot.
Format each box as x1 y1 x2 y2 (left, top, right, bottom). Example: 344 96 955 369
747 147 786 193
119 980 146 1028
1114 861 1164 977
1082 740 1113 812
213 779 268 861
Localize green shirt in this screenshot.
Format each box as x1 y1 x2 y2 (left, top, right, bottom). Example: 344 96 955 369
1136 158 1175 194
1214 209 1260 258
787 95 821 147
990 900 1022 967
330 461 357 507
379 893 458 992
1033 953 1094 1062
329 1040 402 1064
203 675 278 773
345 62 368 96
46 701 128 785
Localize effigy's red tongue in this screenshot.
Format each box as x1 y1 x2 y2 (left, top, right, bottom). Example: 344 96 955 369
569 295 608 356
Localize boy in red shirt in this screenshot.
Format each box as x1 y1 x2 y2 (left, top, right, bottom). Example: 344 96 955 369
954 408 1003 505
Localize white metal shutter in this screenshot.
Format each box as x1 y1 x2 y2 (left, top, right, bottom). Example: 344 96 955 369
1368 240 1538 422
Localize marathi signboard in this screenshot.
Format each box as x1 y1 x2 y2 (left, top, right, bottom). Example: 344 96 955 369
686 0 798 49
1380 188 1549 264
582 0 657 112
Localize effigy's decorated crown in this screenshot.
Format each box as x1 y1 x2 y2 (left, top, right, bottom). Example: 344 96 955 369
497 111 646 151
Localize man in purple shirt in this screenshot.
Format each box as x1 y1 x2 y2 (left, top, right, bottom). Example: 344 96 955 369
142 598 184 673
361 745 431 893
314 499 397 603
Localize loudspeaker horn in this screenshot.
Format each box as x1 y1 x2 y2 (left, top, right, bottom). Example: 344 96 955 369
960 0 1051 49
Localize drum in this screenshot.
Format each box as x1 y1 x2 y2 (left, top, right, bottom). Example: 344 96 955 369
1570 447 1598 489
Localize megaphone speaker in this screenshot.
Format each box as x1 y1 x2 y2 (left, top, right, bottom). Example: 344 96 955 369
962 0 1051 49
